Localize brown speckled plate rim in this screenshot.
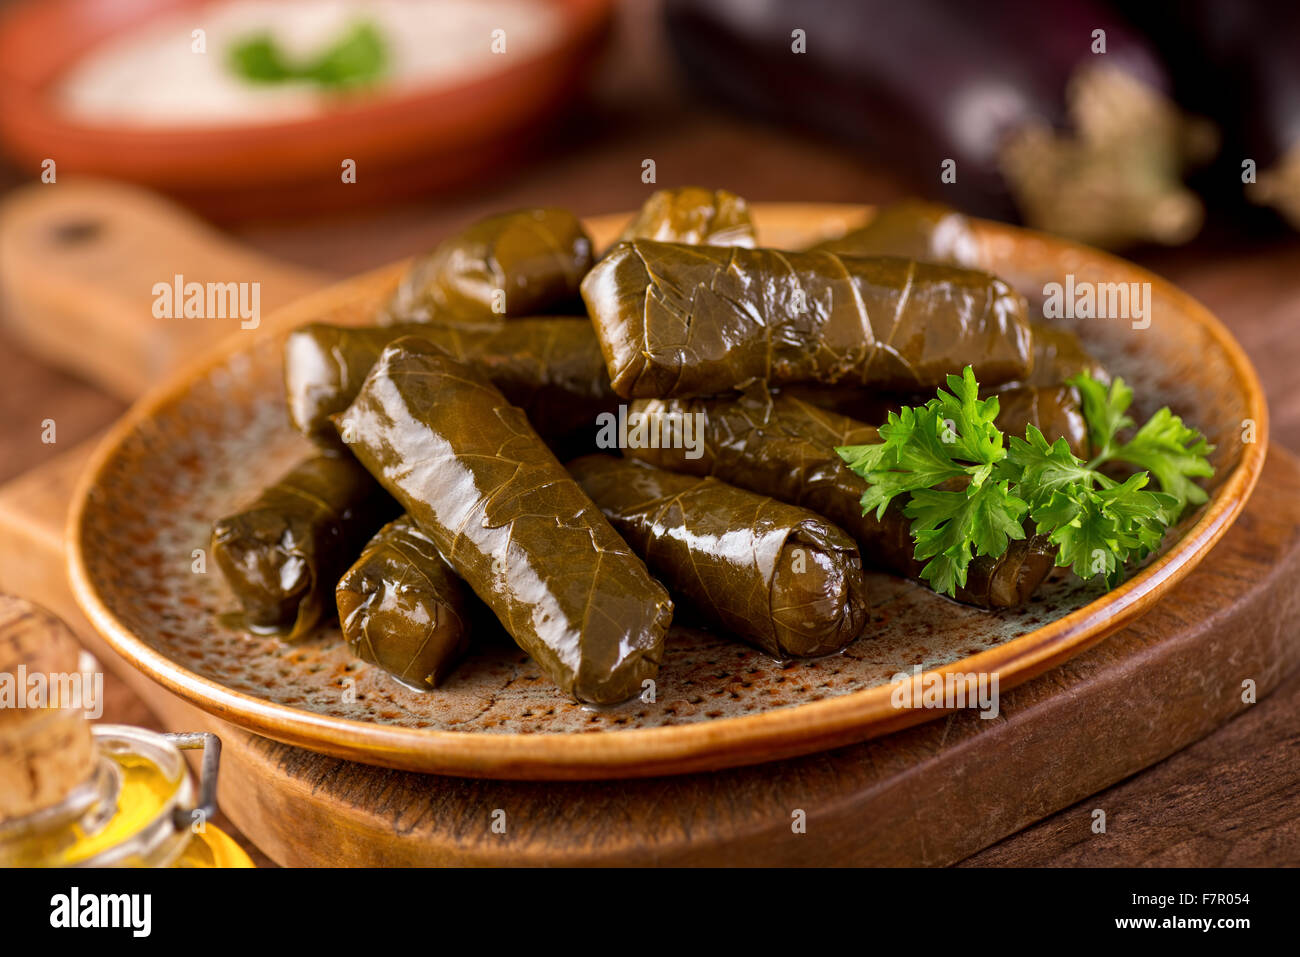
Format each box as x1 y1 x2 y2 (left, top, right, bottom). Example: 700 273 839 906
66 204 1269 780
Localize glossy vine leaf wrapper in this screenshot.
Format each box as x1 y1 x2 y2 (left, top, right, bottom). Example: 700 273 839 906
569 455 869 658
804 202 1111 395
1009 322 1110 390
991 384 1089 457
336 515 471 690
335 337 674 705
777 381 1089 458
617 187 756 247
284 318 617 448
211 455 397 640
809 200 981 268
582 239 1032 399
627 388 1055 608
383 208 595 322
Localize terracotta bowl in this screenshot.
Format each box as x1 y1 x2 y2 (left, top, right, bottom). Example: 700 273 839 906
67 204 1269 779
0 0 611 218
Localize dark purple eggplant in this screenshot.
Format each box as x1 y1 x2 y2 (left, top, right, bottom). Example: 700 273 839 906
664 0 1214 247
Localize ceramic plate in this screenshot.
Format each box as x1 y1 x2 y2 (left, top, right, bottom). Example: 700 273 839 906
67 204 1268 779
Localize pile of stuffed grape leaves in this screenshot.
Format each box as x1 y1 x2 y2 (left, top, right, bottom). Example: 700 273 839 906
336 337 673 705
209 192 1213 705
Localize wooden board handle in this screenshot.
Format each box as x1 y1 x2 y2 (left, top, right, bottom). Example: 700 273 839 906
0 178 327 399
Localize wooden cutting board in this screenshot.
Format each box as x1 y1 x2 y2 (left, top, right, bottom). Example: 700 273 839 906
2 180 1297 865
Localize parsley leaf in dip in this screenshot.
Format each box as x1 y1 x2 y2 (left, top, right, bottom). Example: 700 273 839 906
229 21 388 88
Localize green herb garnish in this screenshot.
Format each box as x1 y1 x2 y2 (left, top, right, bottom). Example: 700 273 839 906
835 367 1213 596
228 22 387 89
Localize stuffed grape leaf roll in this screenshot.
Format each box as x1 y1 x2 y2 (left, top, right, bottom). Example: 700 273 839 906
989 384 1089 458
569 455 869 658
211 455 397 640
617 187 756 247
336 515 471 690
809 200 982 268
582 240 1032 399
769 319 1103 456
1011 322 1110 389
777 381 1090 458
625 388 1056 608
335 337 674 705
285 318 616 449
383 208 595 323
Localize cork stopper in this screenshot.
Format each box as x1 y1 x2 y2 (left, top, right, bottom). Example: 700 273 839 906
0 597 98 822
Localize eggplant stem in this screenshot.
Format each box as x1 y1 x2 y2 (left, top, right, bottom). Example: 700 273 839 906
1000 65 1217 249
1252 144 1300 231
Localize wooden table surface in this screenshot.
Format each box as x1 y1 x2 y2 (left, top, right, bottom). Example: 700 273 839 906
0 1 1296 866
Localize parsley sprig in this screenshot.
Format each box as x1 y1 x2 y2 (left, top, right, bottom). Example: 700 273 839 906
228 22 387 89
835 367 1213 596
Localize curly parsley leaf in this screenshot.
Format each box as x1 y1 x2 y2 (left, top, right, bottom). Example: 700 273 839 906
227 36 294 84
1070 372 1134 461
1029 471 1176 588
905 482 1028 594
229 22 387 89
1068 373 1214 510
304 22 387 88
836 368 1024 591
1109 407 1214 509
927 364 1007 474
836 405 964 518
998 425 1095 508
836 366 1214 596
